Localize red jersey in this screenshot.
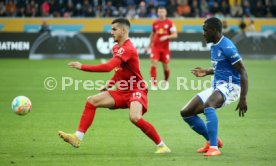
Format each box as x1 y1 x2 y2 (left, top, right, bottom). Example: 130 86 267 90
112 39 146 92
152 19 176 50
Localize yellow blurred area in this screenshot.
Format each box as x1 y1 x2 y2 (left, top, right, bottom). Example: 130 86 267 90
1 18 276 32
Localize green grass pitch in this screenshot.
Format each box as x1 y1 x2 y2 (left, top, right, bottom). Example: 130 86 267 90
0 59 275 166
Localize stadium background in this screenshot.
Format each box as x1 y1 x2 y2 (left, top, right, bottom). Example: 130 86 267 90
1 17 276 32
1 18 276 59
1 0 276 166
1 0 276 59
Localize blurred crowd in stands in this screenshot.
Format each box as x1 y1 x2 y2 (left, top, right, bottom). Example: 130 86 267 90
0 0 275 18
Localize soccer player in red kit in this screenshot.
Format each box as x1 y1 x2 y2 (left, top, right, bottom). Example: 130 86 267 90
58 18 171 154
145 7 178 90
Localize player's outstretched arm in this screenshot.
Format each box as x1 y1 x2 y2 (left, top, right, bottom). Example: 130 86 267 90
233 61 248 117
191 67 214 77
68 61 82 69
68 57 122 72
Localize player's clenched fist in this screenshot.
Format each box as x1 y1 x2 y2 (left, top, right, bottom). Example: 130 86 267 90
68 61 82 69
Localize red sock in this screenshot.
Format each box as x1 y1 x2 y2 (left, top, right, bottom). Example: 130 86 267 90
135 118 161 145
164 69 170 81
150 66 157 86
78 102 96 133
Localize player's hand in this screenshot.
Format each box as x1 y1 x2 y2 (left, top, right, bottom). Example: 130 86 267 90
160 36 168 41
191 67 207 77
68 61 82 69
99 86 108 92
235 97 247 117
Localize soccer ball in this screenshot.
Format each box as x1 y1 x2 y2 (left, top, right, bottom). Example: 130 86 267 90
11 96 32 116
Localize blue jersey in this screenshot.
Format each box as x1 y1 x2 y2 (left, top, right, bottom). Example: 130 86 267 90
211 36 241 88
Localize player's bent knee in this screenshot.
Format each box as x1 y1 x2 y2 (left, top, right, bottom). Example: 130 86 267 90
151 64 157 67
87 96 99 106
203 103 210 108
204 102 216 109
163 64 169 70
180 106 200 117
180 108 189 117
129 114 141 123
151 61 158 67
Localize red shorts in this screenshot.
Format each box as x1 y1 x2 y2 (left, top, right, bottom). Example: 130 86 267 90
108 90 148 114
150 47 171 64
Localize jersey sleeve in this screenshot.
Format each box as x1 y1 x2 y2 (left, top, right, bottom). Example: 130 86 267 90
170 24 177 32
81 57 121 72
223 45 242 65
114 45 132 62
169 20 177 32
152 21 156 33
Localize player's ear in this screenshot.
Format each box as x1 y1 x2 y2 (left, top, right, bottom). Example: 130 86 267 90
122 25 128 34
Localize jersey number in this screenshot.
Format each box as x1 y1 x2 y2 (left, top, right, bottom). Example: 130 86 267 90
133 92 142 99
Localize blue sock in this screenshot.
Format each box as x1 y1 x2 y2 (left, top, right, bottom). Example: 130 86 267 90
204 107 218 146
183 115 209 141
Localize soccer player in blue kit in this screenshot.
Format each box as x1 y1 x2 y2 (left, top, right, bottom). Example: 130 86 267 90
180 17 248 156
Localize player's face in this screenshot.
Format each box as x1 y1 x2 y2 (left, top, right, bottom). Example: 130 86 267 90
158 8 167 19
203 23 216 43
111 23 124 42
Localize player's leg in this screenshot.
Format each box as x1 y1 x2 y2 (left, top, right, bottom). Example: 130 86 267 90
77 91 115 133
158 50 170 89
150 59 158 89
160 62 169 89
180 88 223 153
58 91 115 148
202 83 240 156
203 90 224 156
161 51 171 82
129 101 171 154
162 62 170 80
180 96 209 142
150 47 159 90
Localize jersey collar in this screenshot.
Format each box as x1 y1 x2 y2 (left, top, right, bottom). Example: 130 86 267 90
213 36 224 46
117 38 130 47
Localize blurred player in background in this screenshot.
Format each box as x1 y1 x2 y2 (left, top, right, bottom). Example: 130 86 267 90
180 17 248 156
145 6 178 90
58 18 171 154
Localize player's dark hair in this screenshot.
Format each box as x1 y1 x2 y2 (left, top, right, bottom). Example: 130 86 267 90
205 17 222 33
112 18 130 28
